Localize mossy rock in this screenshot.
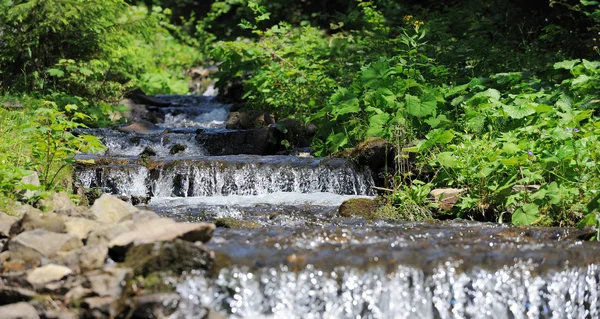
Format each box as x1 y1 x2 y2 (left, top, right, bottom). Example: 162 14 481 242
121 239 213 276
214 217 260 229
338 198 378 220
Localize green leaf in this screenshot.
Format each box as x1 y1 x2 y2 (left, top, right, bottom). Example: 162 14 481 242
572 74 591 86
330 88 360 117
47 68 64 77
437 152 459 168
405 93 437 118
362 60 397 89
366 113 391 137
554 59 580 70
326 132 348 153
577 213 598 228
512 203 539 226
502 143 521 154
503 103 535 119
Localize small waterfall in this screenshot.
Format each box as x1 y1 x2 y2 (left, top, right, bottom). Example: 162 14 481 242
75 156 375 197
175 262 600 319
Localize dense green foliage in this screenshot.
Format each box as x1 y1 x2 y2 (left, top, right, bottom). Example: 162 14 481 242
3 0 600 232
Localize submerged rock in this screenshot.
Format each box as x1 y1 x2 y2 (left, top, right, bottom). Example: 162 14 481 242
214 217 260 229
338 198 379 219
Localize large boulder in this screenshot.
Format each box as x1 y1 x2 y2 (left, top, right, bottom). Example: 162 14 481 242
10 211 66 235
196 128 277 155
226 111 276 129
7 229 82 266
338 198 379 220
90 194 139 223
109 219 215 259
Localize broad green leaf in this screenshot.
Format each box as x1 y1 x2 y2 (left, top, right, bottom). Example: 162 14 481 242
405 93 437 118
512 203 539 226
577 213 598 228
572 74 591 86
330 88 360 117
47 68 64 77
326 132 348 153
582 59 600 70
554 59 580 70
437 152 459 168
362 60 397 89
366 113 391 137
502 143 521 154
503 103 535 119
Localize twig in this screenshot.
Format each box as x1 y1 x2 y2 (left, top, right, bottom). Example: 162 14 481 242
370 186 394 192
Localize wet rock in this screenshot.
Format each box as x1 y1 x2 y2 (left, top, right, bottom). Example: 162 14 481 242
0 302 40 319
109 219 215 258
117 195 151 206
169 144 187 155
127 89 171 107
131 293 181 319
86 221 134 247
116 120 166 135
214 217 260 229
37 192 77 212
338 198 379 219
0 286 37 305
0 211 18 238
7 229 82 266
19 172 41 201
226 111 275 129
10 211 66 235
140 146 157 157
90 194 139 223
270 118 316 149
120 98 160 124
86 267 132 298
64 218 102 241
334 137 397 187
123 239 213 276
196 128 276 155
26 264 72 286
430 188 466 211
53 245 108 273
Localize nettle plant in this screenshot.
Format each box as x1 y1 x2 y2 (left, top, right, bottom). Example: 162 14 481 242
426 59 600 227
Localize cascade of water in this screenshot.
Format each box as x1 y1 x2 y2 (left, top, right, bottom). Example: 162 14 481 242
175 262 600 319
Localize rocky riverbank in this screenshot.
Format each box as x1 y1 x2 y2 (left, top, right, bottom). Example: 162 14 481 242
0 193 216 319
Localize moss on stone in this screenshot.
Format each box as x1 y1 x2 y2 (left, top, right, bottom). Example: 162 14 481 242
338 198 378 220
214 217 260 229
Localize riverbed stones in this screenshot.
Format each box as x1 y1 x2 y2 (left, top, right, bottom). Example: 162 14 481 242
86 221 134 247
90 194 139 222
131 293 181 319
64 218 102 241
0 302 40 319
19 172 41 201
53 245 108 273
86 267 132 298
37 192 77 212
7 229 82 266
0 286 37 305
26 264 73 286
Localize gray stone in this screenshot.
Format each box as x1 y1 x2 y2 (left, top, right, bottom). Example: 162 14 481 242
65 285 93 301
430 188 467 211
8 229 82 266
0 211 18 238
131 293 181 319
19 172 41 201
64 217 102 241
26 264 73 285
90 194 139 223
82 296 119 318
38 192 77 212
86 267 132 298
0 302 40 319
53 244 108 273
109 219 214 252
87 221 134 247
10 211 66 235
123 240 213 276
119 210 160 224
9 202 43 219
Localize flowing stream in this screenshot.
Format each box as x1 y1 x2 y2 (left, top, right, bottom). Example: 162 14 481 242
75 95 600 319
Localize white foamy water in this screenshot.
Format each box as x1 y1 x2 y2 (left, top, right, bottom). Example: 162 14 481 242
163 108 229 128
173 262 600 319
150 192 374 207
